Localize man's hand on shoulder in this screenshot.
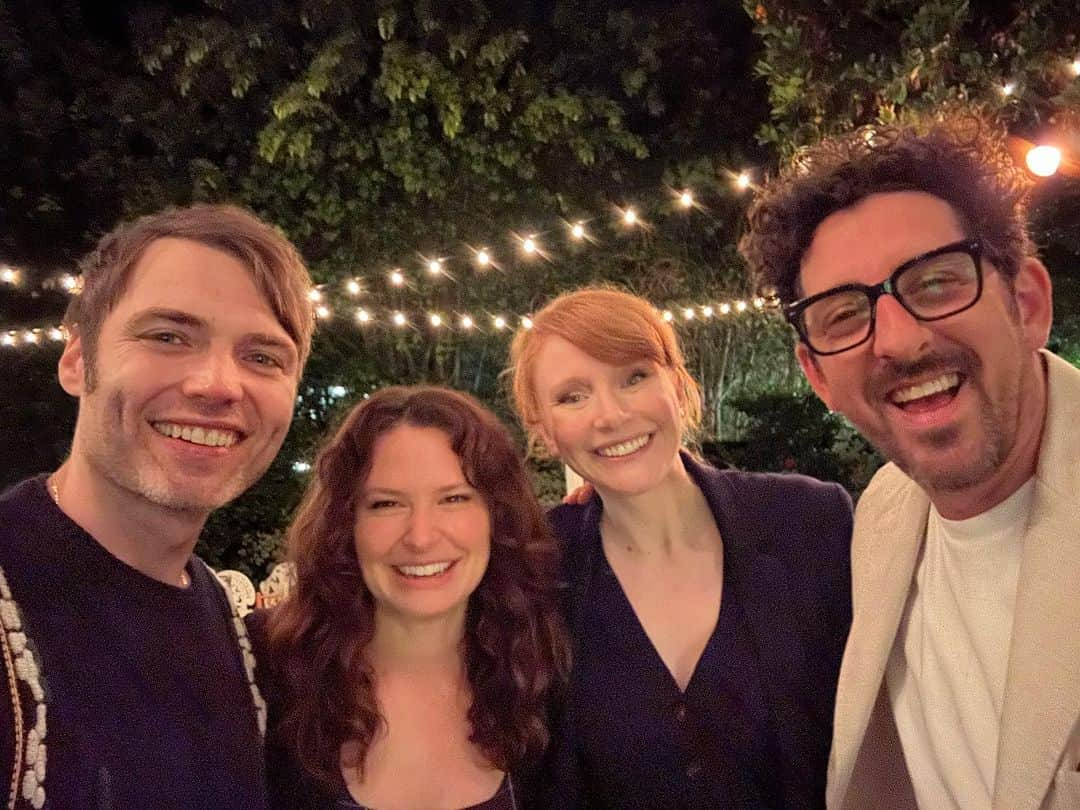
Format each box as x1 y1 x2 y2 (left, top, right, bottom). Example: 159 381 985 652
562 483 594 505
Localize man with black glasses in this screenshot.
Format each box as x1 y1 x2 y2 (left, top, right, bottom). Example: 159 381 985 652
740 116 1079 810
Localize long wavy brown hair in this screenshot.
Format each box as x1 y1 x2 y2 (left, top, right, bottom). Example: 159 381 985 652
264 385 570 790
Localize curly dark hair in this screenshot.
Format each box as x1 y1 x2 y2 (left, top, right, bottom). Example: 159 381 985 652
263 386 570 790
739 113 1034 305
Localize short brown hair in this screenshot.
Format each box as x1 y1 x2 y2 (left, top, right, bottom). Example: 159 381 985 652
264 386 569 789
65 204 314 384
739 114 1034 305
508 286 702 455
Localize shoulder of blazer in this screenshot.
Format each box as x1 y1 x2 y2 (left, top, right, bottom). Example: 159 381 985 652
683 453 854 544
547 501 600 579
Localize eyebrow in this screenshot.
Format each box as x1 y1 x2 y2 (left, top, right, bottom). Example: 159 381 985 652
126 308 205 331
549 375 591 392
362 483 472 496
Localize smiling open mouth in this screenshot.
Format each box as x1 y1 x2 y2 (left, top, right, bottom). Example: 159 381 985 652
394 561 455 578
152 421 241 447
595 434 651 458
889 372 962 412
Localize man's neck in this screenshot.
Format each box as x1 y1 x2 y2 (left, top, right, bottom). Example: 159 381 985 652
930 352 1048 521
51 457 207 587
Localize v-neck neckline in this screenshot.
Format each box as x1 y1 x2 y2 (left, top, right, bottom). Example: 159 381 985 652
595 538 729 697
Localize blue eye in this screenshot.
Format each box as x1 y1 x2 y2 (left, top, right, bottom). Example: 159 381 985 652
249 352 283 369
147 332 183 345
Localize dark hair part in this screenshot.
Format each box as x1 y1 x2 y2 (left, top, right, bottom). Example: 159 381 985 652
739 114 1034 305
264 386 570 790
65 203 314 386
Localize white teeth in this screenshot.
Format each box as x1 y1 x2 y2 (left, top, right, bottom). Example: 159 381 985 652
892 373 960 404
153 422 239 447
395 561 453 578
597 434 650 458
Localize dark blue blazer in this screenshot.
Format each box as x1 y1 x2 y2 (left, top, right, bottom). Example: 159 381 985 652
546 451 853 809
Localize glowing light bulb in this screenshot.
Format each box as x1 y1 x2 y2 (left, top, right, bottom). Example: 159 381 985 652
571 223 585 239
476 250 490 267
23 330 38 344
346 279 361 296
702 306 714 318
623 208 638 225
427 259 442 275
392 312 407 327
460 315 474 329
389 270 404 286
315 305 331 319
679 191 693 208
429 313 442 327
522 237 537 254
60 274 79 292
521 316 534 330
753 297 766 309
735 172 751 190
493 316 507 330
1072 58 1080 76
1001 81 1016 96
719 303 731 315
48 327 64 341
356 308 371 323
1026 145 1061 177
1 333 15 346
662 310 673 322
682 307 695 321
1 267 18 285
308 289 323 302
736 300 748 312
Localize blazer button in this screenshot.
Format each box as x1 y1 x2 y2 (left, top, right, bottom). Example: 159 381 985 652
686 761 702 779
674 703 688 722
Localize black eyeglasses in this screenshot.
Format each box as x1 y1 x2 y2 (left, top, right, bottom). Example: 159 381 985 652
785 239 984 356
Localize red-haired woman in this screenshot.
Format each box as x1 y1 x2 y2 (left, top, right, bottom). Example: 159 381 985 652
246 386 569 809
508 286 853 808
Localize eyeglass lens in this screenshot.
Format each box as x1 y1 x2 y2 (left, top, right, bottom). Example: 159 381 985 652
801 250 979 354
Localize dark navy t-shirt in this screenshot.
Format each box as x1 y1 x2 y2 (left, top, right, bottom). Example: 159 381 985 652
0 476 267 809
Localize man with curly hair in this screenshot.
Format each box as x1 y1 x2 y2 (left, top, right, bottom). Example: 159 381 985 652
740 116 1080 810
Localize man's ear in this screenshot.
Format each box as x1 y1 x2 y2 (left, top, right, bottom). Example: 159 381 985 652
796 342 836 412
58 332 87 397
1011 257 1053 350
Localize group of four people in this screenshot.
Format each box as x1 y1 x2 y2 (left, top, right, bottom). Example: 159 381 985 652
1 114 1076 809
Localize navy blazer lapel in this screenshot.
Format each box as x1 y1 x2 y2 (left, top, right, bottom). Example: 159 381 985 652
682 453 806 674
556 496 605 640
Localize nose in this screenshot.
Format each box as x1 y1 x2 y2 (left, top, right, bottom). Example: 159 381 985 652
870 294 933 362
592 385 630 431
402 504 441 552
181 348 244 404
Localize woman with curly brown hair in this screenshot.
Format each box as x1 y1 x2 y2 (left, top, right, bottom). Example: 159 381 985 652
246 386 569 809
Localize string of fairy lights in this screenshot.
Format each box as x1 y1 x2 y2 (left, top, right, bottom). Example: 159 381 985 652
5 44 1080 352
1 173 783 349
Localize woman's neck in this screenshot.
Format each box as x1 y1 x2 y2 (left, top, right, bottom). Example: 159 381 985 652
595 453 717 555
366 607 468 681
